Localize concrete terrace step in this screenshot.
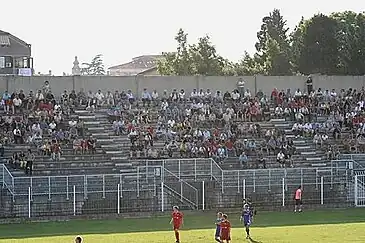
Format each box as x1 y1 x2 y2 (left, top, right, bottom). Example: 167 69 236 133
295 146 311 150
78 115 96 119
115 163 133 167
74 110 90 114
305 157 322 161
105 151 125 154
293 140 306 144
111 157 128 160
311 163 327 167
83 121 101 125
301 151 316 155
270 118 286 122
87 127 106 131
274 123 290 128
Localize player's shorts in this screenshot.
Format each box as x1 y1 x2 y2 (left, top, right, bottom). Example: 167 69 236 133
215 227 221 237
295 199 302 205
244 218 251 227
173 223 181 230
220 231 231 241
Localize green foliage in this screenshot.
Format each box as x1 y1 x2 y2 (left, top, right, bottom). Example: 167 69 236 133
81 54 105 75
159 10 365 76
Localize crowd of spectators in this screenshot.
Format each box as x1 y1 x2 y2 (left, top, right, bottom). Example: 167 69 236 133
4 80 365 172
1 81 96 175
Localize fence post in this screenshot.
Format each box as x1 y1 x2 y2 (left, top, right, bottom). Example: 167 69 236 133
120 176 123 198
2 165 4 189
237 171 240 193
117 184 120 214
30 177 32 201
137 167 140 198
243 179 246 200
102 175 106 199
178 160 181 179
84 175 88 199
221 170 224 194
28 187 31 218
66 176 69 200
194 159 197 181
330 168 333 189
268 169 271 191
48 176 51 201
300 168 303 188
253 171 256 193
146 160 149 183
153 174 157 197
73 185 76 216
180 181 183 201
354 175 358 207
161 181 164 212
202 180 205 211
320 176 324 205
282 178 285 207
210 159 213 180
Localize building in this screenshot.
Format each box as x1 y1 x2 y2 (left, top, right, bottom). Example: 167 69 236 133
0 30 33 76
108 55 163 76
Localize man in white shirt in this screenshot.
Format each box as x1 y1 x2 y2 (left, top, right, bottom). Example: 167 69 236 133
106 91 114 106
12 96 22 114
277 151 285 167
294 89 302 97
95 90 104 106
13 127 22 144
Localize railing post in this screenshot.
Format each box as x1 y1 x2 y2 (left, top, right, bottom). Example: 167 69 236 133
194 159 197 181
243 179 246 200
300 168 303 188
120 175 123 198
102 175 106 199
84 175 88 199
237 171 240 193
146 160 149 183
178 160 181 179
28 187 31 218
137 167 140 198
29 177 32 201
180 181 183 201
73 185 76 216
354 175 358 207
268 169 271 191
161 181 164 212
282 178 285 207
253 171 256 193
48 176 51 201
153 174 157 197
202 180 205 211
66 176 69 200
2 165 4 189
320 176 324 205
330 168 333 189
117 184 120 214
210 159 213 180
221 170 224 194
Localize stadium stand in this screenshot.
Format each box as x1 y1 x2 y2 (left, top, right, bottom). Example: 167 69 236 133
1 85 361 176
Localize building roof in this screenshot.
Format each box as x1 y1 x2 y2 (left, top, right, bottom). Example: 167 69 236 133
108 55 164 70
0 30 31 56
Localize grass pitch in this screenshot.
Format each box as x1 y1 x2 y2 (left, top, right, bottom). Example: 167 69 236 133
0 208 364 243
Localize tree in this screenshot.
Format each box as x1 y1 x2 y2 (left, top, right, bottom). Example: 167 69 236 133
331 11 365 75
157 29 227 76
255 9 292 75
295 14 339 75
81 54 105 75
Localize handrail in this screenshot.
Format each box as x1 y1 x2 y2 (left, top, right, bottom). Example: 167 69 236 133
163 168 198 193
164 184 197 208
1 164 14 195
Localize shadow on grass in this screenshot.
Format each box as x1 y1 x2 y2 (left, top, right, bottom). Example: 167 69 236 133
0 208 364 240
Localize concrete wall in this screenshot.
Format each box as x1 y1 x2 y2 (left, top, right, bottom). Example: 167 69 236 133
0 75 364 97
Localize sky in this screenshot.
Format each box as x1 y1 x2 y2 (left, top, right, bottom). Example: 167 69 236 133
1 0 363 75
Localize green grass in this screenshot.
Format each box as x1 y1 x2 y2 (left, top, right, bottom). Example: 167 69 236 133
0 208 365 242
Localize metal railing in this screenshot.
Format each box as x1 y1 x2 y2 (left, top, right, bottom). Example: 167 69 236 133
0 156 357 218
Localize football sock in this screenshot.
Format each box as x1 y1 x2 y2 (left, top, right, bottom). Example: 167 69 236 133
246 227 250 236
215 238 221 242
175 231 179 241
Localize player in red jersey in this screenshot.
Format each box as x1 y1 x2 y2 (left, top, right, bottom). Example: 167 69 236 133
220 214 231 243
170 206 184 243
